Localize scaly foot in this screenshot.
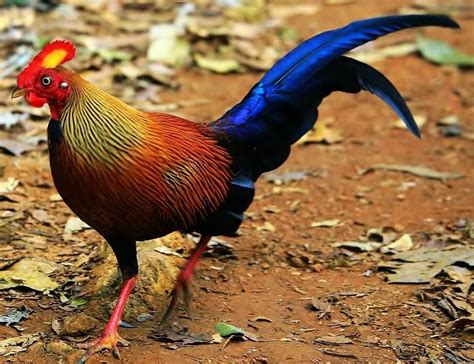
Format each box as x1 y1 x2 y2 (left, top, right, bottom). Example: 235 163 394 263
78 331 129 364
160 273 191 325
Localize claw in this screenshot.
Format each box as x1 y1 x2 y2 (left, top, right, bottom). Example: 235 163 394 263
78 331 129 364
160 276 190 326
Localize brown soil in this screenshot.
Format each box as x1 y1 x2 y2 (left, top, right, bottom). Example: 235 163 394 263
1 1 473 363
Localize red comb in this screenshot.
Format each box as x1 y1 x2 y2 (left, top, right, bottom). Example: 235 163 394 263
17 40 76 87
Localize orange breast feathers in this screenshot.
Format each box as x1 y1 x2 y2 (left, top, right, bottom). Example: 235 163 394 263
135 113 234 232
49 113 233 240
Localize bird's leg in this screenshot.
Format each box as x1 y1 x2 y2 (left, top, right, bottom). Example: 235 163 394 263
79 239 138 363
161 235 212 324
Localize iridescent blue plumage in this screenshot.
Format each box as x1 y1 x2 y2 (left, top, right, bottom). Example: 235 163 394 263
202 14 459 236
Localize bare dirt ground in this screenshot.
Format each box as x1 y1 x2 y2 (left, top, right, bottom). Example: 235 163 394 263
0 1 473 363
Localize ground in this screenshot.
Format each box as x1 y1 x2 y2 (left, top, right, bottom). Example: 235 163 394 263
0 1 473 363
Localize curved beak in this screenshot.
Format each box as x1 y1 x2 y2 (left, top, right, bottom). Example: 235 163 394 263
11 87 26 99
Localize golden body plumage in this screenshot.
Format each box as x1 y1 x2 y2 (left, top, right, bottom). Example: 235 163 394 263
49 72 232 240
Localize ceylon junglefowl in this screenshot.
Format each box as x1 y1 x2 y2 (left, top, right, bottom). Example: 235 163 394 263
12 14 458 362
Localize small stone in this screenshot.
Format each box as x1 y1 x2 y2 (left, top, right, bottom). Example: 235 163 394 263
257 221 276 232
89 234 184 320
289 256 306 268
49 193 63 202
440 125 462 137
46 341 74 355
137 313 153 323
311 263 324 272
397 193 406 200
393 224 405 232
437 114 459 126
28 341 46 356
61 313 99 337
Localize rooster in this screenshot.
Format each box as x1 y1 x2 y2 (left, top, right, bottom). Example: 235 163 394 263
13 15 458 362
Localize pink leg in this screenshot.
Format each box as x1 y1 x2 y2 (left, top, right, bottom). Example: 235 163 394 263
161 235 212 324
79 275 137 363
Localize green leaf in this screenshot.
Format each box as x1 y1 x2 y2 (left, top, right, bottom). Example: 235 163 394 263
35 36 51 49
215 322 245 337
70 297 88 306
5 0 31 6
96 49 132 63
417 35 474 66
279 27 299 41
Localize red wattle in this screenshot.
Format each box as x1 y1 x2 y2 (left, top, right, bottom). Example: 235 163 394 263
26 92 47 108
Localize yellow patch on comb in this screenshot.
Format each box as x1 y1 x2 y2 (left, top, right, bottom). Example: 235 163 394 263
42 49 68 69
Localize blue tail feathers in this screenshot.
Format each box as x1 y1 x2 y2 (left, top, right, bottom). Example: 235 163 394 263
201 14 459 236
212 14 458 153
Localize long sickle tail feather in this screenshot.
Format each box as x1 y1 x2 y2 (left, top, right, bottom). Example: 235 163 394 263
261 15 458 89
324 56 422 138
211 15 459 167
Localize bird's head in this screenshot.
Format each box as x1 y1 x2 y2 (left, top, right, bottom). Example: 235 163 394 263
12 40 76 119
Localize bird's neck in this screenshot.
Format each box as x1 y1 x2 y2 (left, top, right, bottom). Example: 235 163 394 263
56 74 148 165
49 102 64 121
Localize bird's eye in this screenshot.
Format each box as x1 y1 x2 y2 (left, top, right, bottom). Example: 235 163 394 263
41 76 52 87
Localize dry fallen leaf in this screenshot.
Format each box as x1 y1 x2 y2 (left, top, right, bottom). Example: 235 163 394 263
311 219 342 228
148 34 191 67
0 111 28 129
0 138 36 156
331 241 380 252
437 114 459 126
64 217 90 234
315 335 353 345
150 330 212 348
31 209 50 224
0 333 41 356
194 54 241 74
0 259 60 292
0 178 19 193
443 266 471 284
269 4 320 18
257 221 276 232
380 234 413 254
393 114 427 130
0 307 30 327
360 164 464 181
154 246 183 257
297 119 343 145
379 246 474 283
351 42 418 64
263 170 310 185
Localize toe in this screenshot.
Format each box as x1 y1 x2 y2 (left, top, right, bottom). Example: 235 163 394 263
78 332 127 363
116 334 130 347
